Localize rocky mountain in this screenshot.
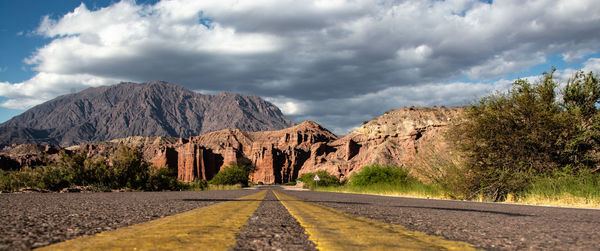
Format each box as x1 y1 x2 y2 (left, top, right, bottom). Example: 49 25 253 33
1 107 463 184
300 106 464 179
67 121 338 183
0 82 294 146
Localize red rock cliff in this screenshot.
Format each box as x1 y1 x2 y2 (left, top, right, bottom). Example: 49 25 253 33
149 121 337 182
2 107 462 184
297 107 463 179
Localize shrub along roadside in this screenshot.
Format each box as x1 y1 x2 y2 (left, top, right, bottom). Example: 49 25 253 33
349 164 415 187
315 164 443 198
209 164 250 187
299 170 340 189
0 146 194 192
450 69 600 201
208 157 258 187
313 164 599 208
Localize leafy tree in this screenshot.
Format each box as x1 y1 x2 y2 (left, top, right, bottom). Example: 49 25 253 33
34 165 73 191
110 146 150 189
209 164 249 186
560 71 600 171
236 156 257 174
451 69 600 200
146 167 184 191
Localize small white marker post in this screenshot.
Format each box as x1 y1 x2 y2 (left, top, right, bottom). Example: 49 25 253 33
314 174 320 190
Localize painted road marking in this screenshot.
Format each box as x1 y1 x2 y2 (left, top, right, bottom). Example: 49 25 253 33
37 190 267 251
274 190 477 251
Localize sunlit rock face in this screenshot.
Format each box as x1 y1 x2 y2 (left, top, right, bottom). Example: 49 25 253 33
1 107 463 184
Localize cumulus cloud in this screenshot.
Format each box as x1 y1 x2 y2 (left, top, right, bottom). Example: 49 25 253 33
583 58 600 73
1 0 600 133
269 79 512 134
0 73 123 109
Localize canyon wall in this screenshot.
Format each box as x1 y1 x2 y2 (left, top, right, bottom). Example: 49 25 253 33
1 107 463 183
298 107 463 179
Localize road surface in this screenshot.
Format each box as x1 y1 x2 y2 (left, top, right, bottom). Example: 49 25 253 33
1 186 598 250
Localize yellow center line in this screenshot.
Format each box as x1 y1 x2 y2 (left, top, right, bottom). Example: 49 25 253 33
37 190 267 251
274 190 477 251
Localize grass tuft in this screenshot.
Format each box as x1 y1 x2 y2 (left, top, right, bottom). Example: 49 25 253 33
514 174 600 208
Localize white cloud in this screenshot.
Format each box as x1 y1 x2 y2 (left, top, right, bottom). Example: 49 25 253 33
1 0 600 131
277 80 513 134
0 72 123 109
583 58 600 73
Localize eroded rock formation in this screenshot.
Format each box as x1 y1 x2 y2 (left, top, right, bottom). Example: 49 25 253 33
1 107 462 183
163 121 337 183
299 107 463 179
0 144 61 171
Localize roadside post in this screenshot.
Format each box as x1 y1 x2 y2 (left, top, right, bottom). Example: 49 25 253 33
314 174 320 190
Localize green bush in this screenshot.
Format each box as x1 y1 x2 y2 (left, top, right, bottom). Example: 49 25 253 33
209 164 249 187
35 165 73 191
0 171 35 191
89 183 111 192
183 179 208 191
110 146 150 190
55 151 112 187
349 164 415 187
146 168 182 191
1 165 75 192
451 69 600 201
0 146 204 192
299 170 340 189
236 157 257 174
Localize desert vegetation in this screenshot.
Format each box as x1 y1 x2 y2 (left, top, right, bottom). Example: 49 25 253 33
0 147 261 192
313 164 441 198
0 146 197 192
313 69 600 207
0 146 253 192
299 170 341 189
448 69 600 203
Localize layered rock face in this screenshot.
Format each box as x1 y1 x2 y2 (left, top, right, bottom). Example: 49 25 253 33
166 121 337 183
0 144 61 171
297 107 463 179
1 107 462 183
60 121 337 183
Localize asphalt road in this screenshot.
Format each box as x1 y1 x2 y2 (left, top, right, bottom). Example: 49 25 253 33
0 190 257 250
2 187 599 250
285 189 600 250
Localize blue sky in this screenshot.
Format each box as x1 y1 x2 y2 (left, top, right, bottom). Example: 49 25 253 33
0 0 159 122
1 0 599 134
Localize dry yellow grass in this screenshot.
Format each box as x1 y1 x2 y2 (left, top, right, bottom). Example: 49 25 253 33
316 187 600 209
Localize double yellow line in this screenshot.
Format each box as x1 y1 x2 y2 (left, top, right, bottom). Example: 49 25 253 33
38 190 267 251
39 189 476 250
274 191 475 251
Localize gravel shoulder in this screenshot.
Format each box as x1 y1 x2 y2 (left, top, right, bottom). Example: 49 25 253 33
0 190 258 251
283 190 600 250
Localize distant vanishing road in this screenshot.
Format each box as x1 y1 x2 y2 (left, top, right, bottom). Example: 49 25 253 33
1 187 599 250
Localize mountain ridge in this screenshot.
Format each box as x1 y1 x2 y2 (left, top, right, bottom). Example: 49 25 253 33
0 81 294 146
0 107 461 184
